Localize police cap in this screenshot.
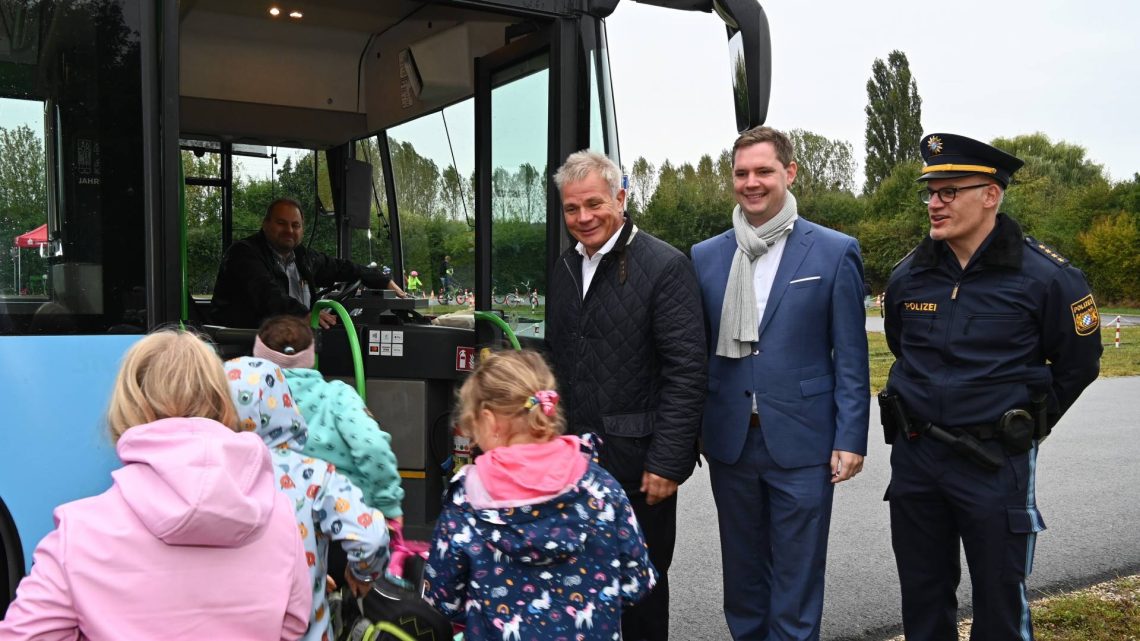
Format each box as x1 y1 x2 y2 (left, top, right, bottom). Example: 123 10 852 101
917 133 1024 188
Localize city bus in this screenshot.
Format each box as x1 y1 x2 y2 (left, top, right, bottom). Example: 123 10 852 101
0 0 771 608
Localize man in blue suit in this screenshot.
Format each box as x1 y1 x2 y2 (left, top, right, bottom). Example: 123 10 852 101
691 126 870 641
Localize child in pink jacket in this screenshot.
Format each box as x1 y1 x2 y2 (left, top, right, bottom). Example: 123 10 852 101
0 330 312 641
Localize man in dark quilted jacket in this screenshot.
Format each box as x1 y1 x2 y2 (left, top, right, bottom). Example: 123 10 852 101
546 150 707 641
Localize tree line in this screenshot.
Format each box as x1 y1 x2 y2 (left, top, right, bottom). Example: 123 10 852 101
631 51 1140 304
3 49 1136 305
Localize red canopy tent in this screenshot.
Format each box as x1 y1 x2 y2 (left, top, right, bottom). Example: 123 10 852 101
13 224 48 248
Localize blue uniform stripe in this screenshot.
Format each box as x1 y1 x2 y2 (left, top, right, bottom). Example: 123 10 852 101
1019 581 1032 641
1019 440 1040 640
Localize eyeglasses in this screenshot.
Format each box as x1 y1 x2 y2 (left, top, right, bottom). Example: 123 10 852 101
919 183 991 204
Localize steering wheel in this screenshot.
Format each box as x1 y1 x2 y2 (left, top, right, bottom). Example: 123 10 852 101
314 278 364 304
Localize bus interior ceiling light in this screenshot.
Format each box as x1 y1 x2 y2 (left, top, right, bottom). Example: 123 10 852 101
269 6 280 17
289 10 303 19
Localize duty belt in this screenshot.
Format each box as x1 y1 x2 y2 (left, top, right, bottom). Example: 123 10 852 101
906 418 999 441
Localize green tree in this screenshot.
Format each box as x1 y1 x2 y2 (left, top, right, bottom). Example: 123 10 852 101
182 150 224 294
639 154 734 254
991 133 1108 262
798 190 865 237
854 160 924 288
1078 212 1140 304
788 129 856 197
864 50 923 194
0 124 47 293
626 157 657 217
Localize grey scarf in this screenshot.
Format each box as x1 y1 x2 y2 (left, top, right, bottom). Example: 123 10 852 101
715 192 798 358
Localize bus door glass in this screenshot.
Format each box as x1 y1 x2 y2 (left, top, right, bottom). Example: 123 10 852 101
382 102 476 309
0 0 146 334
486 54 549 337
180 142 225 307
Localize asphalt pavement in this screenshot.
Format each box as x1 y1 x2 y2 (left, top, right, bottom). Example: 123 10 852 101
670 376 1140 640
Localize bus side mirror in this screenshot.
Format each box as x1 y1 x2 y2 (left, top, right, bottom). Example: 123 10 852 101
713 0 771 131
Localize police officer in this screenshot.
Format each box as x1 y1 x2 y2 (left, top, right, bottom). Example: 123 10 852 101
882 133 1102 640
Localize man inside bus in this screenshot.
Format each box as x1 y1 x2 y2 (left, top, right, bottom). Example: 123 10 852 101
211 197 406 329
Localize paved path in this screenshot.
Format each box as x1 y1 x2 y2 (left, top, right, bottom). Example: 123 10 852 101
670 376 1140 640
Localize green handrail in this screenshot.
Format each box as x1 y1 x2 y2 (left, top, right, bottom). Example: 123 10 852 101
311 300 367 400
473 310 521 351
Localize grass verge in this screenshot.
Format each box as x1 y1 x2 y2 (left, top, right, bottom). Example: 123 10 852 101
868 326 1140 394
1100 307 1140 316
1032 575 1140 641
884 575 1140 641
887 575 1140 641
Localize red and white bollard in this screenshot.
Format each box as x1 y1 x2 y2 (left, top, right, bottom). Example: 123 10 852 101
1114 315 1121 349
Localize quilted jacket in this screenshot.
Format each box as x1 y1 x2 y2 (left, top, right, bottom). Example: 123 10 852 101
546 222 707 488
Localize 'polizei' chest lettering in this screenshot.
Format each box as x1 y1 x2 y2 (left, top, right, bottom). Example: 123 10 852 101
903 301 938 312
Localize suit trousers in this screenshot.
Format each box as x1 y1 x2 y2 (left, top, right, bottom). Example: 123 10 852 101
621 491 678 641
709 424 834 641
888 434 1042 641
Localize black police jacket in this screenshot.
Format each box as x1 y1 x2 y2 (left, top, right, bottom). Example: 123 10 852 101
210 231 390 328
884 214 1102 429
546 223 707 489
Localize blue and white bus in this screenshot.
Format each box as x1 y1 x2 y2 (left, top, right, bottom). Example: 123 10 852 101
0 0 770 608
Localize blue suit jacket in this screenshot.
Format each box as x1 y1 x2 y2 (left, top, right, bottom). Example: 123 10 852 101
691 218 870 468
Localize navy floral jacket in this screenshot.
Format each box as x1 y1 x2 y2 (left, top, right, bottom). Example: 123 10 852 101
423 438 656 641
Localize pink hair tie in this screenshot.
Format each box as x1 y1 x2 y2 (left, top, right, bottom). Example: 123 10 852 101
524 390 559 417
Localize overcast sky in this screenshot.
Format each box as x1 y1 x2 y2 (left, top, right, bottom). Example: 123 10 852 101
606 0 1139 186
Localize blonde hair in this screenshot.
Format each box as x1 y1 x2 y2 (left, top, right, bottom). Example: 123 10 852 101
455 350 565 442
106 329 239 443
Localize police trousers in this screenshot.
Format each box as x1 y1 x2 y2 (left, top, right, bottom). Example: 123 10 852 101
887 433 1046 641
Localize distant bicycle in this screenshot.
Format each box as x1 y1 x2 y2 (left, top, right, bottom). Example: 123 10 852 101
437 279 467 305
492 283 528 308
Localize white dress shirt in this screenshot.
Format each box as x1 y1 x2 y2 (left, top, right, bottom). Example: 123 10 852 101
576 223 629 299
752 228 790 323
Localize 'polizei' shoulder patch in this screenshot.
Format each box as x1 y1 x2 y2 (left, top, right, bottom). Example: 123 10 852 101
1071 294 1099 336
1025 236 1069 265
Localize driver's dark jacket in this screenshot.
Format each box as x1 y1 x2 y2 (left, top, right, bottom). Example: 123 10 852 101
211 230 389 328
884 214 1102 429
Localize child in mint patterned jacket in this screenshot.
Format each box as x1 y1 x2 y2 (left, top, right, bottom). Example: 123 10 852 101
423 350 656 641
255 315 404 520
226 356 389 641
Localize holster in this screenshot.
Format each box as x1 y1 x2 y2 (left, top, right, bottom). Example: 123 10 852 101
879 391 1003 471
998 409 1034 455
877 391 907 444
1030 392 1051 442
921 423 1004 472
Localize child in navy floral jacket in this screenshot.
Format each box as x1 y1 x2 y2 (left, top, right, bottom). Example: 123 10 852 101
423 350 656 640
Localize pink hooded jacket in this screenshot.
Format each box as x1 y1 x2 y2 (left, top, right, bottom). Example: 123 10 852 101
0 417 312 641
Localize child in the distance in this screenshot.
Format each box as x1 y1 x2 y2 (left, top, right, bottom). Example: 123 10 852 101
423 350 656 640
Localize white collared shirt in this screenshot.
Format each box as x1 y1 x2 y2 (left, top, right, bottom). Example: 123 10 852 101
752 227 791 323
575 223 627 299
276 251 311 307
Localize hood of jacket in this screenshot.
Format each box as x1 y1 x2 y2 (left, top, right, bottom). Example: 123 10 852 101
225 356 308 451
112 417 280 547
451 436 605 567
